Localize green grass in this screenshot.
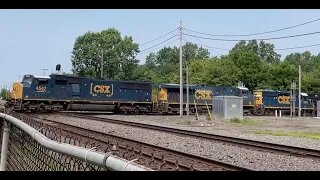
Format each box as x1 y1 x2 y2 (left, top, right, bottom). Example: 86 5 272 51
255 130 320 141
229 117 263 126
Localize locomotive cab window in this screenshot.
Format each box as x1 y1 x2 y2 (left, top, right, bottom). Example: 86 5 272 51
242 90 248 96
38 80 48 85
71 84 80 93
55 80 67 85
22 77 33 88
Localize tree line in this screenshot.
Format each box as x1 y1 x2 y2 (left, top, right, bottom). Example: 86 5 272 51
71 28 320 93
0 88 10 100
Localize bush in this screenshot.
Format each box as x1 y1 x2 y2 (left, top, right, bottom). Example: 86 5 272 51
230 117 243 123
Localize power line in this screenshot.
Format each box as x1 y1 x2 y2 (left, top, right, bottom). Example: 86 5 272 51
275 43 320 50
187 35 320 53
190 37 229 50
138 37 179 55
184 30 320 42
139 27 178 46
186 37 225 56
139 35 178 53
191 37 320 52
191 39 320 53
183 18 320 37
182 33 226 55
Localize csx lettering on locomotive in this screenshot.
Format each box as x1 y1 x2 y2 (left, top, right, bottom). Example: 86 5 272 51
91 84 112 94
93 85 111 94
195 90 212 100
278 96 290 104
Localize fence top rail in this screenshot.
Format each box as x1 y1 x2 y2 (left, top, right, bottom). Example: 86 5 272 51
0 113 153 171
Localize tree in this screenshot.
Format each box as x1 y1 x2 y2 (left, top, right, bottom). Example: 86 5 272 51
230 40 280 63
228 42 268 91
268 61 298 91
189 57 240 87
132 38 320 95
284 51 315 72
0 88 10 100
145 53 157 70
226 40 282 91
132 64 160 83
71 28 139 80
182 42 210 65
258 41 281 64
141 42 210 84
301 65 320 93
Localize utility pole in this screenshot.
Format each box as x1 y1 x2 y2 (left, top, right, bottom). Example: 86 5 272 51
293 81 296 116
290 81 296 117
290 81 293 117
5 85 8 99
186 65 189 117
298 65 301 117
40 68 48 76
101 49 104 79
179 20 183 118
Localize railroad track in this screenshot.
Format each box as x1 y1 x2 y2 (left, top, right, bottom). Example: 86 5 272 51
10 112 252 171
65 113 320 160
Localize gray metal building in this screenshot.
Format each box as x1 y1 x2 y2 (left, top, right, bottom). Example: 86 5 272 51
212 96 243 120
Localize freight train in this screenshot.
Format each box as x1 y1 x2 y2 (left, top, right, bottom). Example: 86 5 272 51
5 74 318 116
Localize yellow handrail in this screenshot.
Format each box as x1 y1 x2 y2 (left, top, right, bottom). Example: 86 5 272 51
205 101 212 121
194 99 199 120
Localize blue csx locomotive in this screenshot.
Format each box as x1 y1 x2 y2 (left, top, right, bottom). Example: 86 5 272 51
252 89 315 116
7 74 317 116
9 74 152 113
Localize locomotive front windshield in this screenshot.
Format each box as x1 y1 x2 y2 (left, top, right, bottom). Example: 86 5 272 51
22 75 33 88
242 89 248 96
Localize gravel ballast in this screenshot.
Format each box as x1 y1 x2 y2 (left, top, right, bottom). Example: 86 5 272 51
93 114 320 151
40 114 320 171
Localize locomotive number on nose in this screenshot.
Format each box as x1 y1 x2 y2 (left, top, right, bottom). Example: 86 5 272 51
36 86 47 92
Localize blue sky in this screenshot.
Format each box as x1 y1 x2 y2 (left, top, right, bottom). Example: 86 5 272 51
1 9 320 88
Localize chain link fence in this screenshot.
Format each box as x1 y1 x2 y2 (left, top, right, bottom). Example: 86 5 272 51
0 112 152 171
